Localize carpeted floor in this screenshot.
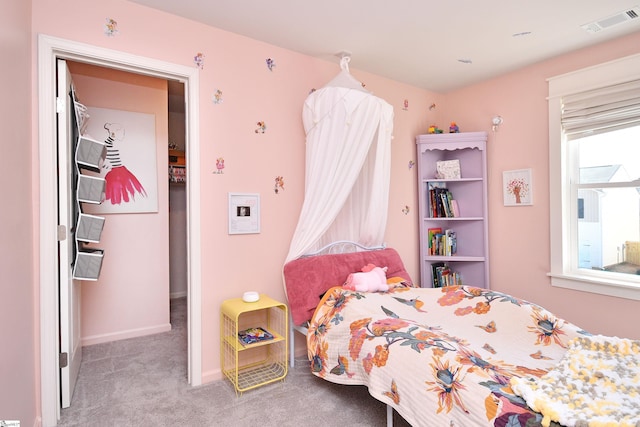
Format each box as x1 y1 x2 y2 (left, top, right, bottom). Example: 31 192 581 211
57 297 411 427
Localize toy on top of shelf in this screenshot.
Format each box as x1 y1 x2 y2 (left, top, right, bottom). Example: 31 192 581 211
449 122 460 133
428 124 443 134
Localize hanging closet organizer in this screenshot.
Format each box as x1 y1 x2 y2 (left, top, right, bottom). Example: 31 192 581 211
70 86 106 281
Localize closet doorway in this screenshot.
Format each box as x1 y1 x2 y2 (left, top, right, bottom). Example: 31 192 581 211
38 35 202 427
64 58 187 392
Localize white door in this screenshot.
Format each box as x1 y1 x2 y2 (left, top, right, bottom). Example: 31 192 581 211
57 58 82 408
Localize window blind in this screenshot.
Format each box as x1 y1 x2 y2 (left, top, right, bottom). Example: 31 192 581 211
561 79 640 140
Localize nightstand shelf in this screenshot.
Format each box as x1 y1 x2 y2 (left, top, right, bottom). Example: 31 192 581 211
220 295 288 394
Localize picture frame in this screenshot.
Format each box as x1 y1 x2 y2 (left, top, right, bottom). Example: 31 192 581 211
436 159 461 179
503 169 533 206
228 193 261 234
83 106 159 214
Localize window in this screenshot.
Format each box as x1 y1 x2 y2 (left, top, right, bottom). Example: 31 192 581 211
548 53 640 301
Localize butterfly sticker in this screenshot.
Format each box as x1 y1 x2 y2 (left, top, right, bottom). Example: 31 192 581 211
194 52 205 69
255 121 266 133
266 58 276 71
382 379 400 404
274 176 285 194
212 89 223 104
104 18 119 37
214 157 225 174
476 320 496 333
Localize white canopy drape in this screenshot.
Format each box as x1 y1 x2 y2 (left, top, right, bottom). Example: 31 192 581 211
285 57 394 263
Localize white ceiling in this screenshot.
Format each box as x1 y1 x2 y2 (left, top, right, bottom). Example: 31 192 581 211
130 0 640 93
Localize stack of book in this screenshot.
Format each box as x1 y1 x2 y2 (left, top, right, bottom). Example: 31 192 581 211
427 228 457 256
430 262 462 288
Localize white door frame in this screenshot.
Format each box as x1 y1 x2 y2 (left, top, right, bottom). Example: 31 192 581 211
38 34 202 426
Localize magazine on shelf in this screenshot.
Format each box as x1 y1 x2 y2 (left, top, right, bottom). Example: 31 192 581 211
238 327 274 346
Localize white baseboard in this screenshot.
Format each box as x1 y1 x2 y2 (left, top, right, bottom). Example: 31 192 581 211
81 323 172 346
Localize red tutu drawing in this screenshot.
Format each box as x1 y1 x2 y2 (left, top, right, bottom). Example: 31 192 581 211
102 123 147 205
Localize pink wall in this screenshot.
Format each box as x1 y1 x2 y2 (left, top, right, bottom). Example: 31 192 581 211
1 1 37 427
67 62 171 345
441 31 640 340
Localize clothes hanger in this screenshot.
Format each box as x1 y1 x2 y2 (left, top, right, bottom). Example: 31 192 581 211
323 55 370 93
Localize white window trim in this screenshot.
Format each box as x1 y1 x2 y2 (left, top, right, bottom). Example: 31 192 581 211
548 52 640 301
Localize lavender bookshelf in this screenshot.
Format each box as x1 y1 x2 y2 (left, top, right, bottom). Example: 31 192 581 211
416 132 489 289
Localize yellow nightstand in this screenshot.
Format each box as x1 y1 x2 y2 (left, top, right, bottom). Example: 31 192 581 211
220 294 288 394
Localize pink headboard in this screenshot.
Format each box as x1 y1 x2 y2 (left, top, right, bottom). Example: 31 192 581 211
283 248 413 325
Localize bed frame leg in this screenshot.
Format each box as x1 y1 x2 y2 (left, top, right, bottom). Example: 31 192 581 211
289 313 295 368
386 404 393 427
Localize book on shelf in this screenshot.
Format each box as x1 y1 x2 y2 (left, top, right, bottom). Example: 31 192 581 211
447 230 457 255
450 199 460 217
427 227 442 255
427 182 458 218
428 182 445 217
430 262 446 288
428 228 457 256
430 262 462 288
237 327 274 346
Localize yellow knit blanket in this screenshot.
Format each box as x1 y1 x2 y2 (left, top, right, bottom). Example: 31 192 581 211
510 335 640 427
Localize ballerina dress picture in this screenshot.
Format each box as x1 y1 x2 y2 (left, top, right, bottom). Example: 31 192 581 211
503 168 533 206
102 123 148 204
84 107 159 214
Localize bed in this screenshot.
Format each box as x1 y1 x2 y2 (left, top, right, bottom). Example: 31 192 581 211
283 243 640 427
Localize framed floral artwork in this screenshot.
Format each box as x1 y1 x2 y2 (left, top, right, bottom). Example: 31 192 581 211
503 169 533 206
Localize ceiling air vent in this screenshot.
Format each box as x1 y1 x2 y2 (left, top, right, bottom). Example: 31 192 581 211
581 6 640 33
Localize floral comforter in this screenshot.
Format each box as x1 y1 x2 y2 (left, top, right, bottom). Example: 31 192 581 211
307 285 588 427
